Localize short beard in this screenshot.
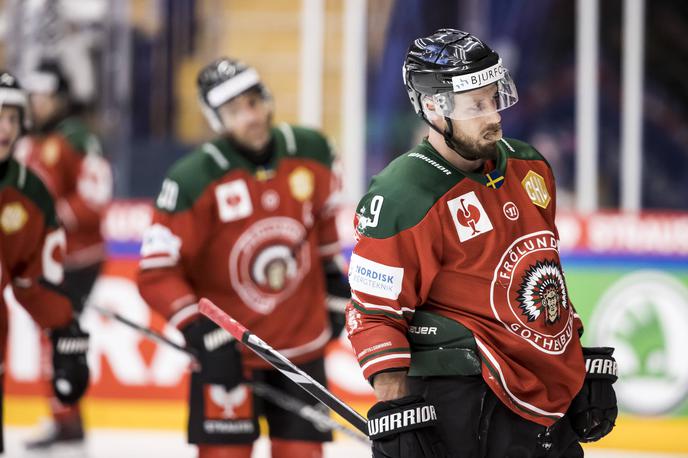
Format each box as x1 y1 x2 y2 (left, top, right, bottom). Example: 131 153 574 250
449 123 501 161
225 114 273 154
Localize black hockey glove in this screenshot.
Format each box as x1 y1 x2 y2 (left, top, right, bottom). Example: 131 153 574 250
367 395 448 458
323 258 350 339
182 317 242 387
51 320 90 405
568 347 618 442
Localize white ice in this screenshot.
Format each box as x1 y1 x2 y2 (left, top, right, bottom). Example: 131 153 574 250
4 428 688 458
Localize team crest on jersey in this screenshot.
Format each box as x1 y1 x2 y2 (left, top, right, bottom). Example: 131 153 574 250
521 170 551 209
490 231 574 354
447 191 493 242
1 202 28 234
517 260 568 326
288 167 314 202
41 138 60 166
229 217 310 314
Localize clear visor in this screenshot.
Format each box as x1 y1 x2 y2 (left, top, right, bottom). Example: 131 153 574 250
424 71 518 121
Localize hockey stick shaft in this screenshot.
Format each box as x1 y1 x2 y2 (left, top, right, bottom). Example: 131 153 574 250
250 381 369 444
89 304 197 359
198 298 369 434
89 303 368 442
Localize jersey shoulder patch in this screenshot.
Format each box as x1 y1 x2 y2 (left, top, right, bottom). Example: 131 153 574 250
355 144 460 239
3 159 59 228
156 140 230 213
57 118 103 156
276 124 333 168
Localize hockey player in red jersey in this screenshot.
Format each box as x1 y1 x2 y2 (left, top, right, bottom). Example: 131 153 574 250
0 71 89 454
16 60 111 449
137 57 349 458
347 29 618 457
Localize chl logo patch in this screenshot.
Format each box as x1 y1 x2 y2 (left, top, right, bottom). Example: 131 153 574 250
1 202 28 234
41 138 61 166
447 191 493 242
521 171 551 209
288 166 314 202
216 179 253 222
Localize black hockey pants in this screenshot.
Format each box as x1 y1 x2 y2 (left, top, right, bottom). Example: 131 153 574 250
408 374 584 458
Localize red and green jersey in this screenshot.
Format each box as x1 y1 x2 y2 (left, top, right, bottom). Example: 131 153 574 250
0 158 73 361
15 117 112 268
137 124 341 369
346 137 585 427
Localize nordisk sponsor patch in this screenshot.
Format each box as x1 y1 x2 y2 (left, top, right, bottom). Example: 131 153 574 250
348 254 403 300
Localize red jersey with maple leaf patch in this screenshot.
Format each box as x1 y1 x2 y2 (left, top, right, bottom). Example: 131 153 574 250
0 158 73 362
137 124 341 369
345 137 585 427
15 117 112 268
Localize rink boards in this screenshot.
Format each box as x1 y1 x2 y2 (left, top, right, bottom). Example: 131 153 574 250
4 201 688 453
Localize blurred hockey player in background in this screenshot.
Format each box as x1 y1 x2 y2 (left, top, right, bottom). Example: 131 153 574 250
15 59 112 449
137 57 349 458
0 71 90 454
347 29 618 457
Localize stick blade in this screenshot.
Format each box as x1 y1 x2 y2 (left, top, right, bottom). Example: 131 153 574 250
198 297 246 341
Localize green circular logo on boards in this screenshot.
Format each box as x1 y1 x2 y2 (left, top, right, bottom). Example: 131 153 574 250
590 270 688 415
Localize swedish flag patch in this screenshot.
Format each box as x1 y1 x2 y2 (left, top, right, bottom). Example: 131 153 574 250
485 169 505 189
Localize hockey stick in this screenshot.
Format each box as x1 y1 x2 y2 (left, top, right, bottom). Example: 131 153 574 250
249 380 368 444
198 297 369 435
89 303 196 358
88 303 369 443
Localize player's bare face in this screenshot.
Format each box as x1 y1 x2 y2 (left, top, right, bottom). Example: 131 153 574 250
0 106 21 161
30 92 61 128
450 85 503 160
218 91 272 152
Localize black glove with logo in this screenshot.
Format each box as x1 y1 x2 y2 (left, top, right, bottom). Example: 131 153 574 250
323 258 350 339
51 320 90 404
568 347 618 442
367 395 448 458
182 316 242 387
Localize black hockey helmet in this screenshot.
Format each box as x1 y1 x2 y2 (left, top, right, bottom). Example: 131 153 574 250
0 70 32 132
403 29 518 153
402 29 518 160
197 57 271 133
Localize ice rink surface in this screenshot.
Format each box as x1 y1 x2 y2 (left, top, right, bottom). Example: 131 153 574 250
5 428 688 458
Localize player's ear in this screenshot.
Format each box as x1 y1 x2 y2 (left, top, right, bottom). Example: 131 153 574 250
421 96 445 129
421 96 437 117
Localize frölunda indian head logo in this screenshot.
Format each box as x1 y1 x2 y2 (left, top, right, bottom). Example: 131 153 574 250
491 230 574 354
229 217 310 314
590 270 688 415
517 260 569 326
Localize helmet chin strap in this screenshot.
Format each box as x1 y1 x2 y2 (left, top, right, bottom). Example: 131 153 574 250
421 111 478 162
